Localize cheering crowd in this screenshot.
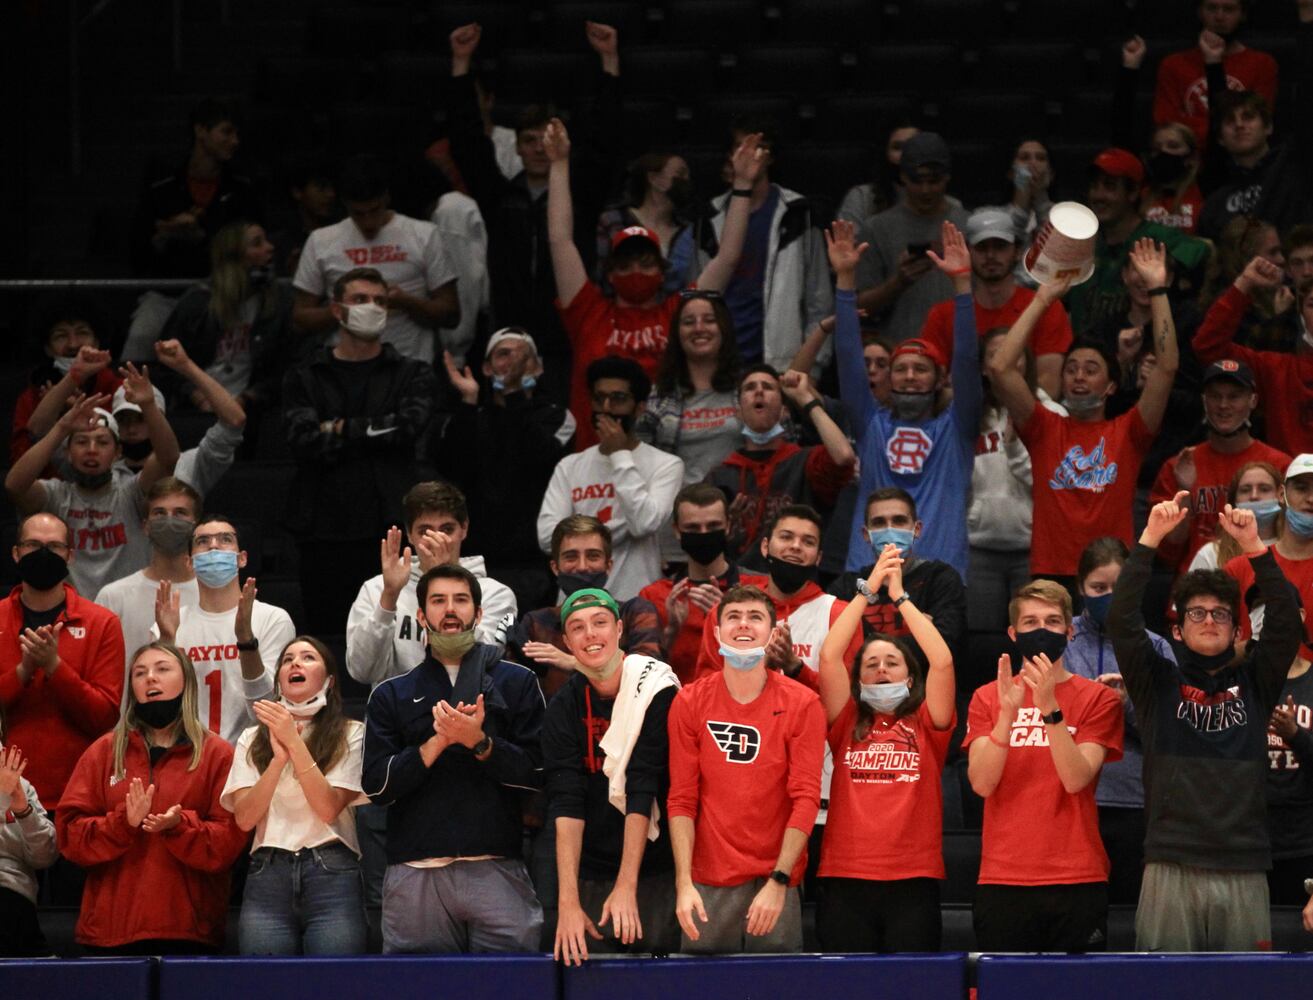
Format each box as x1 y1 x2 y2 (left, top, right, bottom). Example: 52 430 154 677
6 0 1313 959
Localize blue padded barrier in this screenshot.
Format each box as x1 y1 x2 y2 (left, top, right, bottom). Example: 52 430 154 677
0 958 153 999
158 955 557 1000
977 953 1313 999
562 953 967 1000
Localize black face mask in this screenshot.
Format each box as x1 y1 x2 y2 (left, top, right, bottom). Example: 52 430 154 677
135 693 183 729
767 555 816 595
121 438 153 462
557 569 609 597
592 412 635 435
1013 627 1069 664
666 177 696 214
72 468 113 491
1147 150 1190 186
16 547 69 591
681 529 727 566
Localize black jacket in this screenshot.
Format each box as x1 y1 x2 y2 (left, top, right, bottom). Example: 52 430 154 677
542 670 676 880
362 643 545 864
282 344 434 539
131 159 264 278
1109 543 1299 870
827 557 967 669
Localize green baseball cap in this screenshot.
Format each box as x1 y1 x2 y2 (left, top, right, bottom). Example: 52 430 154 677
560 587 620 626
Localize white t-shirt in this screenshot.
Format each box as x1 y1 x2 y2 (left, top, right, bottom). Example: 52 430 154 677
41 468 149 597
293 212 458 363
221 718 367 855
157 600 296 743
95 569 200 672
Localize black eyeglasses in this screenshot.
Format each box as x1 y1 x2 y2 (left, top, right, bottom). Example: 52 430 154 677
1183 606 1233 625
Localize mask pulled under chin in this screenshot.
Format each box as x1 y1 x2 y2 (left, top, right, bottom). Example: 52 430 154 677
135 693 184 729
767 555 816 595
280 687 329 719
1062 393 1105 415
719 643 766 672
427 625 477 660
73 469 113 491
742 422 786 446
577 648 623 683
890 391 934 421
52 354 77 374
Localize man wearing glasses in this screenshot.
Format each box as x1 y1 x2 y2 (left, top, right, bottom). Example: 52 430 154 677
538 357 683 601
153 516 294 743
0 512 124 812
1110 495 1301 951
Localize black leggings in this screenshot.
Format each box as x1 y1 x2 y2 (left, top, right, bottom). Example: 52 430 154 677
974 882 1109 952
0 887 48 957
815 876 942 952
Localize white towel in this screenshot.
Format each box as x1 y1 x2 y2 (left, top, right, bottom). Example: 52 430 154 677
599 654 681 841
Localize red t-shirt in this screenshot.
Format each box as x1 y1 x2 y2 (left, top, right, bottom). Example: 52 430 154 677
964 673 1124 885
1019 404 1154 576
558 281 681 451
1225 548 1313 659
1143 185 1204 234
1150 439 1292 570
920 285 1073 368
819 700 954 881
666 669 826 887
1153 47 1279 146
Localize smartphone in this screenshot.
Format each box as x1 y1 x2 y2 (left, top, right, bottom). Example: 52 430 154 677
906 242 931 257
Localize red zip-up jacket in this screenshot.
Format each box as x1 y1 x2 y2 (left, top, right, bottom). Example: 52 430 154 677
0 583 124 803
57 729 247 949
1192 286 1313 456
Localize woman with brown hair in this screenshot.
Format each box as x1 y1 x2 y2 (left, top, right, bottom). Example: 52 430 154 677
221 635 367 954
814 543 956 952
58 641 246 954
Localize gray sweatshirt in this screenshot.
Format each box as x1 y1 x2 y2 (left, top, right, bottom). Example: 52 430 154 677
0 779 58 903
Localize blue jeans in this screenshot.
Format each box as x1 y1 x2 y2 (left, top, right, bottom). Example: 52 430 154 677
238 843 368 955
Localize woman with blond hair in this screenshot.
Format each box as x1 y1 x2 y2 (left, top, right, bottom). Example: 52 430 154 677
57 641 247 954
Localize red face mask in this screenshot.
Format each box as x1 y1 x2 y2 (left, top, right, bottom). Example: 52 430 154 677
611 271 663 305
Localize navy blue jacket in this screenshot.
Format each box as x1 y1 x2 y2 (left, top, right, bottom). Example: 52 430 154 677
363 643 545 864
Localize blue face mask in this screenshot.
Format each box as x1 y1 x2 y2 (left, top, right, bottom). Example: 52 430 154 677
859 681 910 714
492 374 537 393
868 527 915 556
192 549 239 588
742 422 785 447
719 642 766 672
1238 499 1282 536
1286 506 1313 539
1083 592 1113 627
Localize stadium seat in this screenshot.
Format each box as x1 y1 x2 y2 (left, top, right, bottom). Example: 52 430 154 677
935 93 1047 146
777 0 878 45
689 95 800 145
658 0 774 45
619 98 682 145
424 2 538 52
544 2 647 47
204 460 297 526
974 41 1089 90
776 142 871 209
497 49 596 104
256 55 363 107
884 0 1008 42
727 46 841 97
307 4 410 57
860 43 962 96
619 46 716 100
253 574 305 633
377 52 452 106
811 94 916 143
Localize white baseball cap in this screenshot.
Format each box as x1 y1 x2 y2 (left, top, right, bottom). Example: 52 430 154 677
89 407 120 439
484 327 538 359
1286 454 1313 481
111 383 166 416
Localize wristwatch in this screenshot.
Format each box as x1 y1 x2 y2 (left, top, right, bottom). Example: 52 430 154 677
471 735 493 757
769 869 790 886
234 637 259 652
1041 708 1064 725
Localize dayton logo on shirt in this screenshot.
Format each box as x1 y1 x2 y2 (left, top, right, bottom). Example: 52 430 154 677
886 427 934 474
707 721 761 763
846 720 922 784
1268 702 1311 770
1176 683 1248 733
1048 439 1118 492
343 245 409 265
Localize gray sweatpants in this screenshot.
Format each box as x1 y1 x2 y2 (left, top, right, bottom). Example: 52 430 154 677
1135 861 1272 952
382 859 544 954
680 878 803 955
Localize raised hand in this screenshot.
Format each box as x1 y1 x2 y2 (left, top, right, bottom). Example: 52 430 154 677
70 346 113 381
879 543 906 601
1122 34 1147 70
380 526 413 604
1199 29 1226 64
414 526 455 572
927 220 970 276
1269 694 1299 741
449 22 481 63
779 370 818 407
1173 447 1197 492
57 391 112 434
995 654 1025 724
153 339 191 370
125 778 155 828
444 350 481 405
729 131 767 188
824 220 868 277
1128 238 1168 289
1216 502 1264 554
118 362 156 408
155 579 181 642
1236 255 1283 294
1140 491 1190 547
235 576 258 643
544 117 571 163
584 20 618 59
1035 273 1075 307
0 745 28 800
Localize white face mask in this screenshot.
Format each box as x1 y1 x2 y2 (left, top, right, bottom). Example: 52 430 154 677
52 354 76 374
279 687 329 719
344 302 387 339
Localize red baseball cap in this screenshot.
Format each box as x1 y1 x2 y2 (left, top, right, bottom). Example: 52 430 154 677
1092 147 1145 185
610 225 661 252
891 338 946 368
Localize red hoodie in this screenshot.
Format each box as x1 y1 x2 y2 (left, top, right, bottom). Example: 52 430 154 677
1192 286 1313 456
57 730 247 949
0 583 124 803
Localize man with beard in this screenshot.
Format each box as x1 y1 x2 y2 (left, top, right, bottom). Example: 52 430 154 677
830 218 981 583
537 357 684 601
508 516 662 701
363 564 546 954
6 366 179 596
918 208 1073 400
703 365 855 569
547 588 681 963
1150 360 1291 571
1153 0 1277 147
